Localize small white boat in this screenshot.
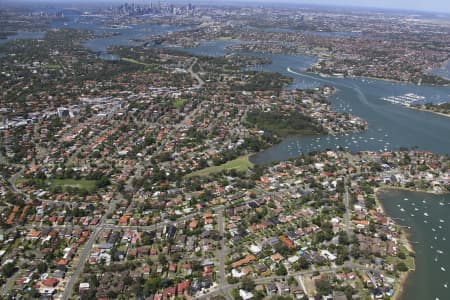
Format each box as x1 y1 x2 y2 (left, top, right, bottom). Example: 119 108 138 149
424 212 429 217
441 267 446 272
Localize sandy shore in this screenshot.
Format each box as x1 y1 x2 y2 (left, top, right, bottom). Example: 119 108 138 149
393 270 411 300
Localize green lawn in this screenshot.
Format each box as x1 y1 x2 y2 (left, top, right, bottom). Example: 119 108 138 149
49 179 98 191
47 64 61 69
39 179 97 192
173 98 188 110
122 57 160 72
122 57 149 65
186 156 253 177
18 177 99 193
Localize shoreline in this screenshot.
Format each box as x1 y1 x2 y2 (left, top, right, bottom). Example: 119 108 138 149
374 187 415 300
347 74 448 87
394 270 411 300
306 69 450 87
374 187 416 254
408 106 450 119
378 185 447 195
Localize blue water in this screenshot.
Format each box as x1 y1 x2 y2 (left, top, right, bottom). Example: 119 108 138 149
429 61 450 81
158 39 450 163
250 62 450 164
51 16 194 56
243 25 362 37
0 31 45 46
379 190 450 300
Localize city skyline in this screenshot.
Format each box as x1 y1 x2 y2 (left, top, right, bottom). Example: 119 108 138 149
4 0 450 14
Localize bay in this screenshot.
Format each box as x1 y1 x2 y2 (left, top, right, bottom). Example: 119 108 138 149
378 190 450 300
160 39 450 163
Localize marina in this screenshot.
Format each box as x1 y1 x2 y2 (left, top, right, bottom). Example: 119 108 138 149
381 93 426 107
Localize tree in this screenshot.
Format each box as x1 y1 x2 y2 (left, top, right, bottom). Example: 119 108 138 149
1 262 17 277
298 256 310 270
240 277 255 291
338 231 349 245
37 262 48 273
395 262 408 272
231 288 243 300
315 278 332 295
96 176 111 189
276 264 287 276
158 253 168 265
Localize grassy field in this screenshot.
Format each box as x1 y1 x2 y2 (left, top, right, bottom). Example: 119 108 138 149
123 57 161 73
122 57 149 65
47 64 61 69
18 178 99 192
49 179 98 191
185 156 253 178
173 98 188 110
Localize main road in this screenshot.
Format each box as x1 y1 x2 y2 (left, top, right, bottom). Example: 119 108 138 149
61 196 121 300
343 176 353 258
187 57 205 89
194 262 381 299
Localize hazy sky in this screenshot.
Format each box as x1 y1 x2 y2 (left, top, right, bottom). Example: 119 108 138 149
6 0 450 14
238 0 450 13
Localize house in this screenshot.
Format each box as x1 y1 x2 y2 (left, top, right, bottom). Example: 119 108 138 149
162 287 176 299
41 278 59 287
265 283 278 296
249 244 262 254
177 280 190 294
270 253 284 262
279 235 295 249
79 282 90 292
239 289 254 300
232 255 256 268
